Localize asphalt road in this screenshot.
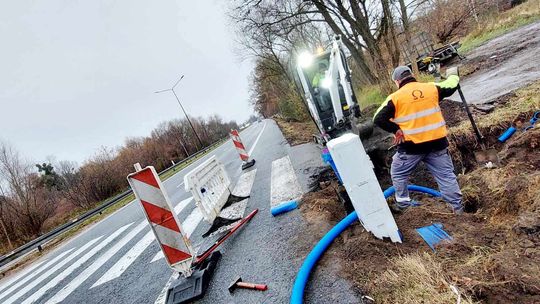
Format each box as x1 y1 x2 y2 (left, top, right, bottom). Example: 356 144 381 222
0 119 362 304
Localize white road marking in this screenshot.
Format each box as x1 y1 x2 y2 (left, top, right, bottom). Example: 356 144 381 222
92 206 203 288
176 181 184 188
2 237 101 304
0 259 47 295
0 249 73 300
248 121 266 157
154 271 180 304
23 223 132 304
231 169 257 197
45 221 148 304
90 230 154 288
270 156 303 207
149 250 164 263
154 166 261 302
182 208 203 237
174 196 193 214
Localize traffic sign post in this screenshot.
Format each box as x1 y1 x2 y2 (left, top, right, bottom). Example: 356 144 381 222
128 164 194 277
230 129 256 170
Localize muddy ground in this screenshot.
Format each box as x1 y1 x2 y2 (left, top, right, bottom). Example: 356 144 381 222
299 124 540 304
451 21 540 105
277 23 540 304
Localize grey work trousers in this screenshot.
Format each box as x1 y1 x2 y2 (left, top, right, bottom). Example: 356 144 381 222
390 148 463 210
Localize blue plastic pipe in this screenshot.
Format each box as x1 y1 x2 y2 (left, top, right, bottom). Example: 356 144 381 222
498 126 517 142
271 200 299 216
383 184 442 199
290 185 442 304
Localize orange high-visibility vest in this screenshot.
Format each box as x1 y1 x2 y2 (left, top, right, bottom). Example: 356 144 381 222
390 82 447 143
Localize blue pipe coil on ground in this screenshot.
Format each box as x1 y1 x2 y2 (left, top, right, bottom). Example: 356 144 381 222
290 185 442 304
498 126 517 142
271 200 299 216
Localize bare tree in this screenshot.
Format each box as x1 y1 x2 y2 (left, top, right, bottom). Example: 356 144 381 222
418 0 473 43
0 193 13 249
397 0 420 74
0 142 58 237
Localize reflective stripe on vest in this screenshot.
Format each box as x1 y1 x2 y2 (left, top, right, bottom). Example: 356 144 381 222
393 106 441 123
402 121 446 135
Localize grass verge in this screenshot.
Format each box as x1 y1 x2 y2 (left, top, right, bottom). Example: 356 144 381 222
459 0 540 54
275 117 318 146
450 80 540 139
297 81 540 303
357 85 386 108
357 73 436 110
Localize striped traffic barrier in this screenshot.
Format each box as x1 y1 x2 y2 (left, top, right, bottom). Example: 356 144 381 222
127 164 194 277
230 129 256 170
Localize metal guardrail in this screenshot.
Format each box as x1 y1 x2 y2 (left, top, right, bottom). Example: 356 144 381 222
0 137 229 269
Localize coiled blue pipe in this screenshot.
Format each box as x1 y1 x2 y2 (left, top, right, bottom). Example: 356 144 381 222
290 185 442 304
271 200 299 216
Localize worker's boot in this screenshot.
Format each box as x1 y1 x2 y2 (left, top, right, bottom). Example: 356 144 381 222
451 205 464 215
394 200 421 211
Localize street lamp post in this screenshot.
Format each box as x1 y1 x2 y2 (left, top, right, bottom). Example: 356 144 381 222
155 75 204 150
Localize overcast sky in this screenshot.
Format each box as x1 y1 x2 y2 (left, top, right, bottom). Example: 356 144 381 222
0 0 253 164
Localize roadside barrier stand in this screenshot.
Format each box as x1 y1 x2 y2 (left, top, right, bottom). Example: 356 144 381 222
128 163 194 277
129 159 258 303
184 155 232 223
327 133 401 243
230 129 256 170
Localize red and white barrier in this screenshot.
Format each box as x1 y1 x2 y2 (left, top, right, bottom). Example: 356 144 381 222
230 129 250 161
230 129 256 170
128 164 194 277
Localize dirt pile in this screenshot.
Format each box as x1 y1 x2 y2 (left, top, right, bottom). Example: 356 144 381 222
301 181 347 224
297 105 540 303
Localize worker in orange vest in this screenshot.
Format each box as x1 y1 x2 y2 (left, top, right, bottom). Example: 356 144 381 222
373 66 463 214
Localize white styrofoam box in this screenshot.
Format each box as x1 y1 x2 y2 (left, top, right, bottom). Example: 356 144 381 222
327 133 401 242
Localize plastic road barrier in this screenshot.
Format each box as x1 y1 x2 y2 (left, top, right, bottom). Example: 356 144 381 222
184 155 232 223
128 164 194 277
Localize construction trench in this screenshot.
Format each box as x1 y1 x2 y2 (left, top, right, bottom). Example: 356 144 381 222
275 24 540 303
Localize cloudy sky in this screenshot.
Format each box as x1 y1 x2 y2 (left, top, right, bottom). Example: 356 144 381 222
0 0 253 164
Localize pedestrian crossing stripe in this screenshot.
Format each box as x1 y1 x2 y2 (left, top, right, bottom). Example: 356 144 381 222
0 124 272 304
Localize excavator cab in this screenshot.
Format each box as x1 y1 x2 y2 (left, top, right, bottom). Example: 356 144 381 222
295 36 360 143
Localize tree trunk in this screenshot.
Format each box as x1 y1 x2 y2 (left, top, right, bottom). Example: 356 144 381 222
398 0 420 75
0 217 12 249
468 0 479 23
311 1 378 85
381 0 400 67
